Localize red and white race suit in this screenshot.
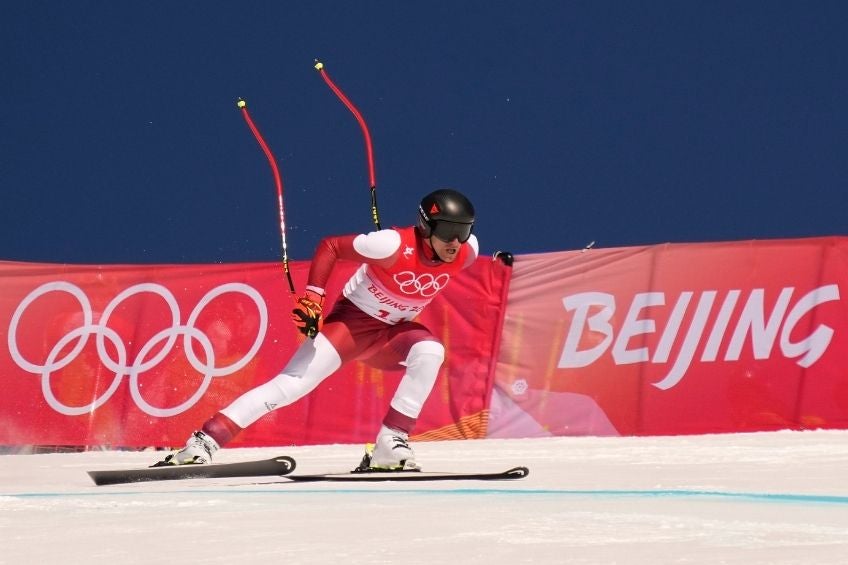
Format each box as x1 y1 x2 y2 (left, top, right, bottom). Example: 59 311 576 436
219 226 479 434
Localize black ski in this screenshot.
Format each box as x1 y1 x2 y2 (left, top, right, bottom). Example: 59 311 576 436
284 466 528 483
87 456 296 486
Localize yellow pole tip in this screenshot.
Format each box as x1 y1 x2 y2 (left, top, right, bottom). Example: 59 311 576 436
237 99 246 108
314 61 324 71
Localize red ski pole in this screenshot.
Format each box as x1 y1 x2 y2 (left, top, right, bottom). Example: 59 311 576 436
237 98 296 294
314 60 382 230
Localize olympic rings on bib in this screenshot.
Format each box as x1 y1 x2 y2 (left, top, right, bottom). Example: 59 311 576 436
392 271 450 298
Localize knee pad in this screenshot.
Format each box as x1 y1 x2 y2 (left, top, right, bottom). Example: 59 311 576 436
405 340 445 366
392 341 445 418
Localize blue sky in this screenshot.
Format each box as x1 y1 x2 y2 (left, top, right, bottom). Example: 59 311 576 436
2 1 846 264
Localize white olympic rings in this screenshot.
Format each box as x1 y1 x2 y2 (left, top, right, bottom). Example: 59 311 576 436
7 281 268 417
392 271 450 298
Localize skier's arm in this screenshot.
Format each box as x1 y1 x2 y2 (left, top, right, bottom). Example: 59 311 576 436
306 230 401 293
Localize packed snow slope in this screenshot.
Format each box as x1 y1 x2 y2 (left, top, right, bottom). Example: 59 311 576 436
2 431 847 564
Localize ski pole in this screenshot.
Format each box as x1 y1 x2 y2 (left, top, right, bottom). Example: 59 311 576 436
237 99 296 294
313 60 382 230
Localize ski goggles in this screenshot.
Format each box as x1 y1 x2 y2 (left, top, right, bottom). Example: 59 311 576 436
431 220 474 243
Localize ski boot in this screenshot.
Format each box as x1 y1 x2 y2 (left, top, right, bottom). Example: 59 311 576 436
154 431 219 466
355 427 420 472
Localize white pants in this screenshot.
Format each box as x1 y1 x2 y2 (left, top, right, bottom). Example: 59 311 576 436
221 333 445 429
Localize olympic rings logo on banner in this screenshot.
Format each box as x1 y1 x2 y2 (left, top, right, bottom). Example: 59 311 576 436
392 271 450 297
7 281 268 418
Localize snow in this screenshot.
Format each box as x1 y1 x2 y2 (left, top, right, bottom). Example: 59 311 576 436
2 431 848 564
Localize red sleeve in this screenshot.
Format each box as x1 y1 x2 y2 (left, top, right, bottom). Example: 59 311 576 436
306 235 352 291
306 233 400 291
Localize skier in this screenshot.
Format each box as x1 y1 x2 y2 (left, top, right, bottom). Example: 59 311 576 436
159 188 479 470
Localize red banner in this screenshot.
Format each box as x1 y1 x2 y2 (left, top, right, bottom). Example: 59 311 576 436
488 237 848 437
5 236 847 447
0 258 510 448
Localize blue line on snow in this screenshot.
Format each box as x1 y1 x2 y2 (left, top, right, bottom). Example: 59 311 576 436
4 488 848 505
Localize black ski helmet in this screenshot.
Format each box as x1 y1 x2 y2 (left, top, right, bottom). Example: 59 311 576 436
417 189 475 243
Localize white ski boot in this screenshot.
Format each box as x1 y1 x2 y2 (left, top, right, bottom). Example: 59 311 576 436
158 431 219 465
357 426 420 471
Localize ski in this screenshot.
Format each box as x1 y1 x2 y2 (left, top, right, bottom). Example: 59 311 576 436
87 455 296 486
284 466 528 483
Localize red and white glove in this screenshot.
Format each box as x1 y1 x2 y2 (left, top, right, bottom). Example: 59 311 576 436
291 288 325 338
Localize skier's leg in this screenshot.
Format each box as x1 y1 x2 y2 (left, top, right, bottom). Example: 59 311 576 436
365 325 445 469
384 339 445 429
163 332 345 464
217 332 342 431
